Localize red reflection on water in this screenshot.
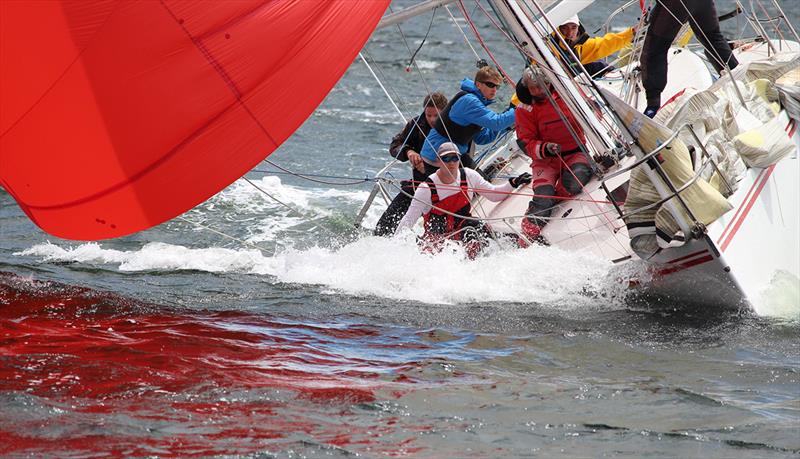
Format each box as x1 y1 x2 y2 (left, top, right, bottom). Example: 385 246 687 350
0 273 426 457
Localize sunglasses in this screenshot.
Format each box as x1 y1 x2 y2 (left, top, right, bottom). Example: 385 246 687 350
480 81 501 89
439 154 460 163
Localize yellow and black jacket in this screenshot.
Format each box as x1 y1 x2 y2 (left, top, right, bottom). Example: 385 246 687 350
550 24 634 70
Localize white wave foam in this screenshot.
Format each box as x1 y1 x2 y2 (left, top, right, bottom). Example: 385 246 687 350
17 236 617 308
355 84 373 97
414 60 439 70
17 242 264 273
255 234 616 307
754 270 800 321
203 176 381 242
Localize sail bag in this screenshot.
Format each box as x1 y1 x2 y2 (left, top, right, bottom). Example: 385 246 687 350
602 91 733 251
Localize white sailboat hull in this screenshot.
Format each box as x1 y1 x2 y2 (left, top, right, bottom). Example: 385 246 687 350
471 47 799 310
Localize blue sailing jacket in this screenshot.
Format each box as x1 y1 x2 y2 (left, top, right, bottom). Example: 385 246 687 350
420 78 515 163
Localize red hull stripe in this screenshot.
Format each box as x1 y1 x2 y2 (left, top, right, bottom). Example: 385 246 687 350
719 165 775 253
665 249 709 265
655 254 715 278
627 251 714 287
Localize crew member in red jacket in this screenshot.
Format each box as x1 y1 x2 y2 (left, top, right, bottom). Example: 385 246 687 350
515 66 592 239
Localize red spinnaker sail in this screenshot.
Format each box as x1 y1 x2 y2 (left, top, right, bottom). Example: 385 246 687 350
0 0 389 240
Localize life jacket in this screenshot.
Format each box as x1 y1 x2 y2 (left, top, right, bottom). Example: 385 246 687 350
433 91 484 145
422 168 471 241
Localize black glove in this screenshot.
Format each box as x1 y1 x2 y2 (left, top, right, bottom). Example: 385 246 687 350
544 142 561 157
509 172 532 187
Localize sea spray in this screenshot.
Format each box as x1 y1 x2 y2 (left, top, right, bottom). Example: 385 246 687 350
754 270 800 321
18 235 620 309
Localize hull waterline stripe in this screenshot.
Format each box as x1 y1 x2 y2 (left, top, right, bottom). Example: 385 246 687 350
719 164 775 252
654 254 715 278
664 249 709 265
627 251 715 288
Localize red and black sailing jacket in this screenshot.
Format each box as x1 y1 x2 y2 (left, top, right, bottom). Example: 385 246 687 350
515 93 586 161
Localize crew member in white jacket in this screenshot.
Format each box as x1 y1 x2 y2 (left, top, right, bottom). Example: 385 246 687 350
395 142 531 256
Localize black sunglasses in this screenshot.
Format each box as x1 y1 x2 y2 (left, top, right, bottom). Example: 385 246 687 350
480 81 501 89
439 154 460 163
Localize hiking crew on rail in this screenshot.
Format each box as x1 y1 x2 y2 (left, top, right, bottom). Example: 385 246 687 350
374 92 448 237
395 142 531 256
420 66 516 171
515 66 592 240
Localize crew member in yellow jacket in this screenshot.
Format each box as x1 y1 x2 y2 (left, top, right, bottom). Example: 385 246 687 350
552 14 636 78
514 15 636 105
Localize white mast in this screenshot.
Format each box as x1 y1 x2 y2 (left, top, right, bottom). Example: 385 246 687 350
491 0 617 153
489 0 698 236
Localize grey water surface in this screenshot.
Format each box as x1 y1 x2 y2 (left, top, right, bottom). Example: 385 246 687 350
1 1 798 457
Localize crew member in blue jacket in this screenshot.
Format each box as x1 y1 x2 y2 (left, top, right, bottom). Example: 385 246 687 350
420 66 516 171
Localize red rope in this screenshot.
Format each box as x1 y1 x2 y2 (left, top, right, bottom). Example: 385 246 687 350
457 0 514 85
393 178 618 205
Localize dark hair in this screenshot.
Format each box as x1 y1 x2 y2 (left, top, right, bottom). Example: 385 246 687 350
423 92 448 110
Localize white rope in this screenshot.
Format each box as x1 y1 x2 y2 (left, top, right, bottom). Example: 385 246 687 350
445 4 480 59
176 216 274 252
359 52 407 123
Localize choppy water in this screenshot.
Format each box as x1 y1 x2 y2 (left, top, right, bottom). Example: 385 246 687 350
1 1 798 457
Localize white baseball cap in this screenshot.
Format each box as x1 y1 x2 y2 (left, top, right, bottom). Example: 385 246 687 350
560 15 580 27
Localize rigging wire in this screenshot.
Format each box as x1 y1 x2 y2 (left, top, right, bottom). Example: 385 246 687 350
457 0 514 84
444 4 481 59
175 216 275 253
751 0 784 42
359 52 407 122
252 167 375 185
406 6 438 71
243 177 306 219
262 159 375 186
241 177 344 240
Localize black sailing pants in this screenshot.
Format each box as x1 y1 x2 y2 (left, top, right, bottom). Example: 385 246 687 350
641 0 738 107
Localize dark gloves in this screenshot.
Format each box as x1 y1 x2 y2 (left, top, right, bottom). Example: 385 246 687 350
544 142 561 157
509 172 532 188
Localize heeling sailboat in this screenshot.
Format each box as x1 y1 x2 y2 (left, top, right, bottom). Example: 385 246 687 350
0 0 391 240
502 0 798 310
362 0 799 310
2 0 797 310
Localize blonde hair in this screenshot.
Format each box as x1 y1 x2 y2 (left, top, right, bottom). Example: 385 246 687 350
475 66 502 83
